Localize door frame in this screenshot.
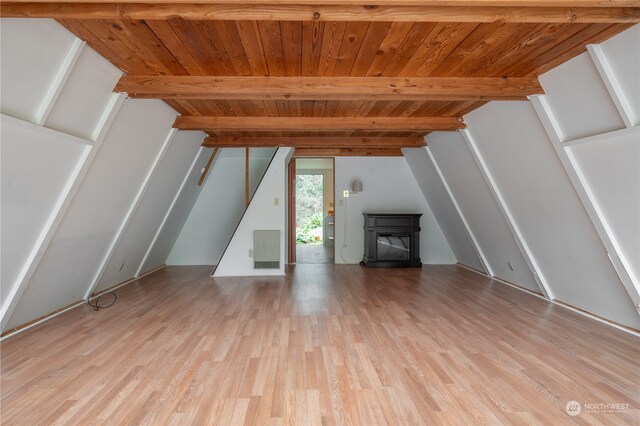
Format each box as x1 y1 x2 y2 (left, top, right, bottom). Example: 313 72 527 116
287 157 335 264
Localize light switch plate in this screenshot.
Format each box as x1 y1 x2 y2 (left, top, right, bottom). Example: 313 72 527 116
274 197 279 206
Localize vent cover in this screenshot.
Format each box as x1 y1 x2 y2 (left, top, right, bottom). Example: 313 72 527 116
253 230 280 269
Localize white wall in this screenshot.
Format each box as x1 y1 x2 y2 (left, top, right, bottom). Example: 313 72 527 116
568 128 640 286
0 19 206 332
168 148 275 266
1 19 77 123
6 100 178 329
464 101 638 327
214 148 292 277
426 133 541 291
539 53 625 140
94 130 205 292
1 116 88 306
334 156 456 265
403 147 484 271
140 148 210 273
419 25 640 329
601 25 640 124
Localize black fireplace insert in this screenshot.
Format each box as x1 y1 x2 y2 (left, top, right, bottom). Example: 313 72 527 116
361 213 422 268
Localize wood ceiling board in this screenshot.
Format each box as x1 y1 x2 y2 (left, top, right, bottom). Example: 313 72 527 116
58 20 632 79
173 116 465 131
37 11 635 136
5 4 640 23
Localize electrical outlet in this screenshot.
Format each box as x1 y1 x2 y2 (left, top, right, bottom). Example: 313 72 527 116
338 200 344 207
507 262 514 271
274 197 279 206
248 249 253 258
119 262 125 272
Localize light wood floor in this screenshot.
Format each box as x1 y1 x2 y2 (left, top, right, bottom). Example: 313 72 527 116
1 265 639 425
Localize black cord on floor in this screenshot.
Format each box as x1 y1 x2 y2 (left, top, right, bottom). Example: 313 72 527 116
87 292 117 311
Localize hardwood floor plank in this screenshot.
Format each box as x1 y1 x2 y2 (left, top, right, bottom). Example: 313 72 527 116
1 264 639 425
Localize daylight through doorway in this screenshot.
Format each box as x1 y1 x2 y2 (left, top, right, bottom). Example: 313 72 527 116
293 158 335 264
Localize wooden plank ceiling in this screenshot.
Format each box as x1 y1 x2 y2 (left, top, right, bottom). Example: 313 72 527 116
3 1 637 154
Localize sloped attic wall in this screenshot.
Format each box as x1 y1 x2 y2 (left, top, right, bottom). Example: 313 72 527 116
0 19 206 332
167 148 276 266
405 24 640 330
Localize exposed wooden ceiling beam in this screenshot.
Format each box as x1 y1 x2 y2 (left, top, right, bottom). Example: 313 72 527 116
117 76 543 101
174 116 464 131
202 136 426 148
5 1 637 5
198 147 219 186
293 148 404 157
3 3 639 23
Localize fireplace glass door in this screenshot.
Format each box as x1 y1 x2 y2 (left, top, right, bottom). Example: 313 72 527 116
376 234 410 261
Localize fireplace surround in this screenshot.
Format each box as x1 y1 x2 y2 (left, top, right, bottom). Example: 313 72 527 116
361 213 422 268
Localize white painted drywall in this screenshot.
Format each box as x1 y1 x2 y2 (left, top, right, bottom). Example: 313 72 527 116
95 130 205 291
464 101 640 328
0 19 76 123
539 52 625 141
168 148 275 266
602 25 640 123
403 147 483 271
140 148 211 273
568 128 640 290
427 132 540 291
45 47 122 140
334 156 455 265
0 116 88 307
214 148 292 277
6 100 178 330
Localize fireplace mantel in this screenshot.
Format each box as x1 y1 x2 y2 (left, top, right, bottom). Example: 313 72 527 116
361 213 422 268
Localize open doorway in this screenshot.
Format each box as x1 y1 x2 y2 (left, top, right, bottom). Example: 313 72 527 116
289 158 335 264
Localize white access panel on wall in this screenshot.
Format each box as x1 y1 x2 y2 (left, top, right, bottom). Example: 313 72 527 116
254 230 281 269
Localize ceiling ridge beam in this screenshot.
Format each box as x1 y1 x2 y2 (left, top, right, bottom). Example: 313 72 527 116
3 3 639 23
174 116 465 131
293 147 404 157
116 76 544 101
5 1 638 6
202 136 426 148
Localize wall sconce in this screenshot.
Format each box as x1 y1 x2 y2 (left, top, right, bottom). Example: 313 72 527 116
351 180 363 193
